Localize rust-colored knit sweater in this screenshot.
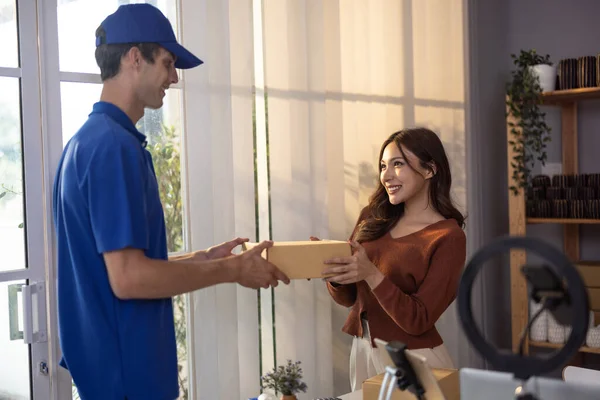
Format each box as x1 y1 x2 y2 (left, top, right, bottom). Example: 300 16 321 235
327 209 466 349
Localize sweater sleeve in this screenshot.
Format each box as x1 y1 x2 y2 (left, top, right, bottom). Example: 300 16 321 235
326 206 371 308
327 281 358 307
370 229 466 336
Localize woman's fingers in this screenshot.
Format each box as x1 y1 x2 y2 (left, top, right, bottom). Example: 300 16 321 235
325 272 358 285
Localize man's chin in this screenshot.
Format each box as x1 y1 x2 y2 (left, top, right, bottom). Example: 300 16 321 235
144 101 163 110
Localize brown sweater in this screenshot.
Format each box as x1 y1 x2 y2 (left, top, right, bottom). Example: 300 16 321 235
327 211 466 350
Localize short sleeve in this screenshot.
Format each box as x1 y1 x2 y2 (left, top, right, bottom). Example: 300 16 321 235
85 138 149 254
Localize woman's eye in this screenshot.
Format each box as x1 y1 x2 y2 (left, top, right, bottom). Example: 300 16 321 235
394 161 404 167
380 164 386 170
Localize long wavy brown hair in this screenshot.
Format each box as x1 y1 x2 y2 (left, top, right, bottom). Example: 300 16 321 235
354 128 465 243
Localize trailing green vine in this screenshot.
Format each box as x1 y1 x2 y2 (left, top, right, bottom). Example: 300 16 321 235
506 49 552 196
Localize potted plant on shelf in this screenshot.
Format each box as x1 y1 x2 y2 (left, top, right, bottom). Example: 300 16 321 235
261 360 308 400
526 50 556 92
506 49 553 196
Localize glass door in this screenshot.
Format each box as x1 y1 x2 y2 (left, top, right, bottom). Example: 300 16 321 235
0 0 51 399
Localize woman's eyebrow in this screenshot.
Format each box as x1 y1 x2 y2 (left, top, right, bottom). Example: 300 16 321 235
381 156 404 163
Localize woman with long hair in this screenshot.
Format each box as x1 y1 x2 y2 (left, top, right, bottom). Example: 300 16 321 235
316 128 466 391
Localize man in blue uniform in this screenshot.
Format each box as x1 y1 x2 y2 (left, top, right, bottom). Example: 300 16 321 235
52 4 289 399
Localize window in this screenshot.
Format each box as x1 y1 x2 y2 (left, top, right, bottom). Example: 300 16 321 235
0 77 30 399
0 77 25 273
0 0 18 68
56 1 188 398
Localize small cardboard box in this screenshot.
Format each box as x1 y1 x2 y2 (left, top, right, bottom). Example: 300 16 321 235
362 368 460 400
241 240 351 279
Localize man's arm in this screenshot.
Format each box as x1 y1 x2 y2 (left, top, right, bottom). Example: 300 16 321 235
104 240 289 300
168 238 249 263
168 251 208 262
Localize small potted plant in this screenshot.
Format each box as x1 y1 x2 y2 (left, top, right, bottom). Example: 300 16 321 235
261 359 308 400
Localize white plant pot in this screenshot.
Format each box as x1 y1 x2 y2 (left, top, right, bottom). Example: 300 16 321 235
529 64 556 92
586 311 600 348
547 313 565 344
564 325 572 340
586 327 600 348
529 301 548 342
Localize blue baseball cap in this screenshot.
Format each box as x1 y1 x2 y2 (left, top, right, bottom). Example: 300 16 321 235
96 3 203 69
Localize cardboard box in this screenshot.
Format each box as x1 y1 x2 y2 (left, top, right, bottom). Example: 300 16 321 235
241 240 351 279
362 368 460 400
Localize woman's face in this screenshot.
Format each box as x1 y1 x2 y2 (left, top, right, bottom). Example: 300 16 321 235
379 142 431 205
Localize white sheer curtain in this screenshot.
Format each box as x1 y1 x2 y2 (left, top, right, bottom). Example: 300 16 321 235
181 0 478 398
182 0 260 399
260 0 474 396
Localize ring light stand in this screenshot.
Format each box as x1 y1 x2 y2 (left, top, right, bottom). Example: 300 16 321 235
457 236 590 399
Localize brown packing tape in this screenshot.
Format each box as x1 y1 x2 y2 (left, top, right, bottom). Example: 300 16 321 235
241 240 352 279
362 369 460 400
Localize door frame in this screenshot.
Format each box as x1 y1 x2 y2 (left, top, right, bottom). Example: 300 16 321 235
0 0 55 399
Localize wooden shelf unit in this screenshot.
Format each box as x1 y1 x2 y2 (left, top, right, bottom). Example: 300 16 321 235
527 218 600 224
507 88 600 356
529 341 600 355
541 87 600 104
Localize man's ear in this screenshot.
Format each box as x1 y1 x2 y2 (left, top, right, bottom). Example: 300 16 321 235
124 46 142 68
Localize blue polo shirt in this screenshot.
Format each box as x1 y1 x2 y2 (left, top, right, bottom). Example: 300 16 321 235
52 102 178 400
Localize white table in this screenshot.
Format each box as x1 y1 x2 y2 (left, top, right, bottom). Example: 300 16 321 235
339 389 362 400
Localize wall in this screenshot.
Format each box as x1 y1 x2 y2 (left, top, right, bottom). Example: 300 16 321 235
506 0 600 373
470 0 600 374
506 0 600 260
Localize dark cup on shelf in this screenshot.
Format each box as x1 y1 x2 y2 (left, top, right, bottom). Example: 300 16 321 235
565 187 578 201
574 173 586 187
552 174 569 188
578 56 597 88
559 58 578 90
546 186 563 201
587 199 600 219
579 187 595 201
537 200 552 218
553 199 569 218
570 200 587 219
532 175 551 187
526 200 537 218
532 187 546 200
586 173 600 187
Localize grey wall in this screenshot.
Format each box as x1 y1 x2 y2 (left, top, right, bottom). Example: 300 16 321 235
507 0 600 374
469 0 600 374
506 0 600 261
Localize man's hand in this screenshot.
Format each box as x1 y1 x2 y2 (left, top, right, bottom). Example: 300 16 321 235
206 237 249 260
229 240 290 289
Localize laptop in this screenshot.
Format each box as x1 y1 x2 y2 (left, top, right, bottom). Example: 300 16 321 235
460 367 600 400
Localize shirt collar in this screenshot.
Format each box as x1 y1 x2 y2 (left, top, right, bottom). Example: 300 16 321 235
90 101 147 145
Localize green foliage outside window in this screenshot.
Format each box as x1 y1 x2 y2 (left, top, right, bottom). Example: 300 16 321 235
145 124 188 400
0 123 189 400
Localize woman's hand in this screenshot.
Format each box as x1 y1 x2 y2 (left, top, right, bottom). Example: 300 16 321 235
322 241 384 289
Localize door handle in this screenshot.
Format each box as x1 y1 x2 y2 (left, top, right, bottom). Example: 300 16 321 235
8 282 47 344
8 283 24 341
